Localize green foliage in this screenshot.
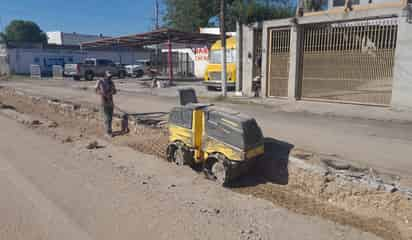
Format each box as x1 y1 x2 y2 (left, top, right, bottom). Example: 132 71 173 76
0 32 6 43
163 0 294 32
163 0 219 32
3 20 47 44
227 0 294 29
304 0 324 11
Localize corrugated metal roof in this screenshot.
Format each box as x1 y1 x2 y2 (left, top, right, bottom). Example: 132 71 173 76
81 28 221 49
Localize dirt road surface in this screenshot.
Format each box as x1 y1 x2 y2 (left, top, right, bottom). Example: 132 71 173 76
2 79 412 177
0 113 383 240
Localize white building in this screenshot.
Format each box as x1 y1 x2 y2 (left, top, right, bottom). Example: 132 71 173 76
199 28 236 37
183 28 235 78
0 44 9 76
329 0 401 8
8 47 151 75
0 31 150 76
0 42 151 75
47 32 109 46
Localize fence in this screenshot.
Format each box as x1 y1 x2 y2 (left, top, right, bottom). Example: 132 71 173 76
267 28 291 97
300 18 398 105
152 52 195 78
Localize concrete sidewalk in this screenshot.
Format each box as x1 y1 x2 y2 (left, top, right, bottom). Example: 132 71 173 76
2 78 412 178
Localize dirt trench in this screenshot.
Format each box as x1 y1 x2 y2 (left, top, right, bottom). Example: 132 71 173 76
0 87 411 240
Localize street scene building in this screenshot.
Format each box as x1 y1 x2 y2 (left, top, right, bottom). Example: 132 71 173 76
1 1 412 240
1 43 151 75
239 0 412 109
46 31 109 46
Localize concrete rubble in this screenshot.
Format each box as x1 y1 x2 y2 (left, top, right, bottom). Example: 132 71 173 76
86 141 100 150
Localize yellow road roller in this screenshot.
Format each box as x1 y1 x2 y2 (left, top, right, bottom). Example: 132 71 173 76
166 89 264 184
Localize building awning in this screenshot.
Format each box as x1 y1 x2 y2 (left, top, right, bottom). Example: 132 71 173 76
81 28 221 49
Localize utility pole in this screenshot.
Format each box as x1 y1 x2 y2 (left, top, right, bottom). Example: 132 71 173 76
296 0 304 16
0 16 3 33
220 0 227 97
155 0 160 30
154 0 160 80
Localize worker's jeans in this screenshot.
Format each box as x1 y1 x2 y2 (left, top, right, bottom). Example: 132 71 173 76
103 105 114 134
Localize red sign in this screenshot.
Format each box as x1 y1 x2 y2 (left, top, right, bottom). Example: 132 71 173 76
194 47 209 61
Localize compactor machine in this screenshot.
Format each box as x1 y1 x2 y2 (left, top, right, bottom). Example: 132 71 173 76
167 89 264 184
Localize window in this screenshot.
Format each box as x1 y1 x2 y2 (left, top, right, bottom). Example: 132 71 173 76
333 0 360 7
169 108 193 129
209 49 236 64
181 110 193 128
84 59 95 65
206 112 245 149
97 59 114 66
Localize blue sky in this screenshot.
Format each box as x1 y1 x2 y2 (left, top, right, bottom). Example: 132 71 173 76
0 0 160 36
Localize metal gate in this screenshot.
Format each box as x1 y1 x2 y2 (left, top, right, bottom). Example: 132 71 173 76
301 18 398 105
253 29 263 78
151 52 194 77
268 28 290 97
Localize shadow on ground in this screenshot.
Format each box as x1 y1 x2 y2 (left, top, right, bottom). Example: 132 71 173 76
0 103 16 110
229 137 293 188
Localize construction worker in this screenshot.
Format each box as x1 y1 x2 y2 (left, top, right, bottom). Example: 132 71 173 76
95 70 117 137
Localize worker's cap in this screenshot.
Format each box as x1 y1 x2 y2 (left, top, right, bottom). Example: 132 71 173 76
105 70 113 77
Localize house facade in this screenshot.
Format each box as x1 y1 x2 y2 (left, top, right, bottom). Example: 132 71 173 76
239 0 412 109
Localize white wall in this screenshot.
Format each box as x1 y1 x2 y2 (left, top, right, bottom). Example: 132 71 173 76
193 47 209 79
47 32 109 46
360 0 401 4
0 44 9 75
199 28 236 36
46 32 63 45
7 48 151 75
61 32 107 46
330 0 402 7
392 15 412 109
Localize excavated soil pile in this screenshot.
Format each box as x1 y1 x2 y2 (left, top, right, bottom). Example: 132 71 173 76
0 87 411 240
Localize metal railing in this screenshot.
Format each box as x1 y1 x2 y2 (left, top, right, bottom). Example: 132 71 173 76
152 52 195 78
268 28 291 97
301 18 398 105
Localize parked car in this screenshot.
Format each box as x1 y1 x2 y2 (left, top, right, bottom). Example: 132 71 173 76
125 59 151 78
64 58 127 81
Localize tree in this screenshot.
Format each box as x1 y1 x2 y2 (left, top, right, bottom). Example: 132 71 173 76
227 0 294 30
2 20 47 44
163 0 294 32
0 32 6 43
303 0 325 11
163 0 220 32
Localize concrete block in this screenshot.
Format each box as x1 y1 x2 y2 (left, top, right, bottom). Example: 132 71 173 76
392 16 412 109
288 25 300 101
241 25 255 97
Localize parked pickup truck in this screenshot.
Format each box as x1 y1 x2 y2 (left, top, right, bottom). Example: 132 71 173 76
125 59 151 78
64 58 127 81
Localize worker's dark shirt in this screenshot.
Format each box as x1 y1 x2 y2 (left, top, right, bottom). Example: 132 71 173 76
95 77 116 107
